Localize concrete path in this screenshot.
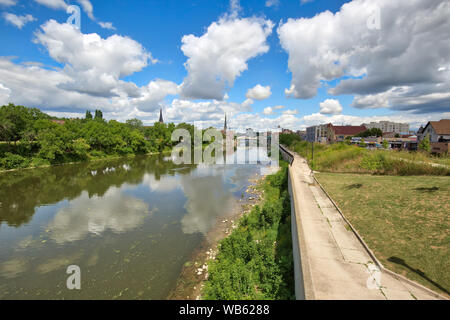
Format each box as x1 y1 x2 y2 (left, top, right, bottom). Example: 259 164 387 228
289 153 441 300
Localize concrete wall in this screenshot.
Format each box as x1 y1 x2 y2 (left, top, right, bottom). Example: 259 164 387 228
279 145 306 300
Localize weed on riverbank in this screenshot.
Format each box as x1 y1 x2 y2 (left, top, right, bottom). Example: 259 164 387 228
202 161 295 300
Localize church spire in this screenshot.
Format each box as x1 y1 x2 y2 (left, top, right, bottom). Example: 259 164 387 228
159 108 164 123
224 113 227 131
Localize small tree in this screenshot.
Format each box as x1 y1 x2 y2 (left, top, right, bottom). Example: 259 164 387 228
85 110 93 120
419 136 431 153
382 139 389 149
94 109 103 120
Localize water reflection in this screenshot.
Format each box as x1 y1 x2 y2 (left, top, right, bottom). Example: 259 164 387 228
48 188 151 244
180 175 236 235
0 155 195 228
0 148 273 299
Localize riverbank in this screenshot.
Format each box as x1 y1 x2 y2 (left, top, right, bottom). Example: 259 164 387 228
197 161 295 300
167 172 267 300
0 151 167 174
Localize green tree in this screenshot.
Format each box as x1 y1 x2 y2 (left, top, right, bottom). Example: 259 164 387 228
85 110 93 119
0 104 42 143
419 136 431 153
94 109 103 120
357 128 383 138
126 118 143 131
382 139 389 149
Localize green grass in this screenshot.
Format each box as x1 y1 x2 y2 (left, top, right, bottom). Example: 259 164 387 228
316 172 450 297
286 140 449 176
202 161 295 300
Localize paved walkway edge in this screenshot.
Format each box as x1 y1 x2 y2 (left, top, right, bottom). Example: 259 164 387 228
312 173 448 300
288 166 315 300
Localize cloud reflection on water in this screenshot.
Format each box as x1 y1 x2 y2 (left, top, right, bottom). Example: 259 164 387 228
47 188 150 244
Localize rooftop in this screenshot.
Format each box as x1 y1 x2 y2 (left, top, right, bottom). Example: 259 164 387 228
428 119 450 135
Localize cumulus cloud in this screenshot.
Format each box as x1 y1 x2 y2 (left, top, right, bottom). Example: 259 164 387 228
34 0 68 10
0 21 175 118
76 0 94 19
180 17 273 100
278 0 450 114
0 0 17 6
0 83 11 105
246 84 272 100
282 109 298 115
319 99 343 114
3 13 36 29
131 79 179 112
161 98 251 127
33 20 154 98
262 107 274 115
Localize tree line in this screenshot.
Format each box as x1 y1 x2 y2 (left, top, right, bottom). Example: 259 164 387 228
0 103 195 170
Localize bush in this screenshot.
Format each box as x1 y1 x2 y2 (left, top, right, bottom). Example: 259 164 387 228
0 152 30 170
203 163 295 300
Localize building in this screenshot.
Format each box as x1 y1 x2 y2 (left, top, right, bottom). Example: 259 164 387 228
306 124 330 143
296 130 306 140
419 119 450 155
158 108 164 123
420 119 450 143
362 121 409 134
330 125 367 142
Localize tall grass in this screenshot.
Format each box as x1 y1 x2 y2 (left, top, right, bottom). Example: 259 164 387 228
286 139 449 176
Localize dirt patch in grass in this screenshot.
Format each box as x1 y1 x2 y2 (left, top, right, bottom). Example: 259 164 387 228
316 173 450 298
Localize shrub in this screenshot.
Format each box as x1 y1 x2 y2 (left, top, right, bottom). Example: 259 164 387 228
0 152 30 170
203 163 295 300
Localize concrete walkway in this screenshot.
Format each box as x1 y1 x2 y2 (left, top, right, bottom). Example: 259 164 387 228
289 153 441 300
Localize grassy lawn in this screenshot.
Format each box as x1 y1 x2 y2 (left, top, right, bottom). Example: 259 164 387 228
315 173 450 297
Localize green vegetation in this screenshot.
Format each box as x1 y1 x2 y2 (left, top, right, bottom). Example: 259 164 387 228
315 173 450 297
419 135 431 153
0 104 195 171
356 128 383 137
283 137 449 175
203 161 295 300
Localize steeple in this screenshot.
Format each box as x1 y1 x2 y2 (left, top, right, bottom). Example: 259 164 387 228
159 108 164 123
224 113 227 131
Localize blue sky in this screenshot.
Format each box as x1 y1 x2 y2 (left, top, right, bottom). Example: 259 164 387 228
0 0 449 131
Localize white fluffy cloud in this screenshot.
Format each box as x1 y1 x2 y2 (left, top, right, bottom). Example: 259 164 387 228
262 106 274 115
278 0 450 114
33 20 154 98
282 109 298 115
0 21 174 117
161 98 251 127
131 80 179 112
319 99 343 114
246 84 272 100
34 0 67 10
180 17 273 100
0 0 17 6
0 83 11 105
3 13 36 29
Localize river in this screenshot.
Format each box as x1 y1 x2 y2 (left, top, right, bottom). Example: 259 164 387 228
0 146 277 299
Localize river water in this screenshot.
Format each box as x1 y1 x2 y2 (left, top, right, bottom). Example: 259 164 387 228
0 146 277 299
